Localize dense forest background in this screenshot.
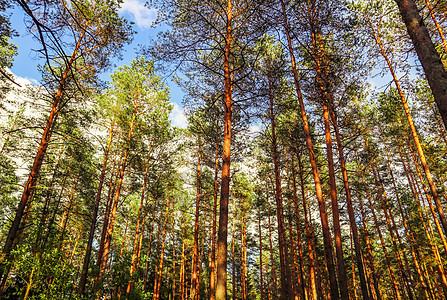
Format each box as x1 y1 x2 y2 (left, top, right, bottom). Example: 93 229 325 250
0 0 447 299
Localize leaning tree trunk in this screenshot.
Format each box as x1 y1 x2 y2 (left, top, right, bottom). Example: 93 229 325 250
1 29 86 279
394 0 447 128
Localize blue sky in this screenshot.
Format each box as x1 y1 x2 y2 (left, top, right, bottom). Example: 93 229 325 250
8 0 187 128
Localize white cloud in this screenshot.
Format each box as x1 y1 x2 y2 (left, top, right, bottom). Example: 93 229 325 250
248 122 262 137
119 0 157 29
170 103 188 129
14 76 39 87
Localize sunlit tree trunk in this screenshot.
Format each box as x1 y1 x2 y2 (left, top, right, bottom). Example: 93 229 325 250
353 155 382 300
79 116 115 295
96 112 136 287
143 197 161 291
172 232 176 300
368 15 447 237
280 1 339 298
1 30 86 280
267 67 294 300
127 146 152 294
259 214 265 300
266 190 278 298
153 198 170 300
191 140 202 300
290 153 308 300
381 134 431 298
216 1 233 298
210 133 219 300
371 167 413 300
295 149 318 300
359 166 402 300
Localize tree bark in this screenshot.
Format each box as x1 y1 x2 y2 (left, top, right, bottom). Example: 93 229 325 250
267 66 293 300
280 0 339 298
210 133 219 300
78 116 115 296
153 198 171 300
394 0 447 128
1 29 86 273
191 140 202 300
216 0 232 298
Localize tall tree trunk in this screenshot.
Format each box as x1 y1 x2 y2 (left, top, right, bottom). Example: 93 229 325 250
280 1 339 297
96 112 136 287
241 212 248 300
143 196 161 291
216 0 233 298
259 214 265 300
173 231 176 300
306 2 350 296
369 13 447 236
267 67 294 300
381 134 431 298
1 29 86 276
78 116 115 296
326 94 370 300
191 140 202 300
231 190 237 300
289 153 307 300
96 157 119 273
210 133 219 300
371 167 413 300
423 0 447 53
153 198 170 300
266 190 279 298
322 100 349 300
394 0 447 128
126 146 152 294
295 148 318 300
354 155 382 300
359 166 402 300
180 223 186 300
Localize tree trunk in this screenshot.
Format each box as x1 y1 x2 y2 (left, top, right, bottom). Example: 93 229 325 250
1 29 86 274
127 146 152 294
354 155 382 300
289 153 307 300
96 113 136 287
267 67 294 300
153 198 170 300
210 133 219 300
191 140 202 300
143 196 160 291
231 190 237 300
216 0 232 298
78 116 115 296
394 0 447 128
280 0 339 297
360 166 402 300
173 231 176 300
259 214 265 300
266 191 279 298
295 148 318 300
